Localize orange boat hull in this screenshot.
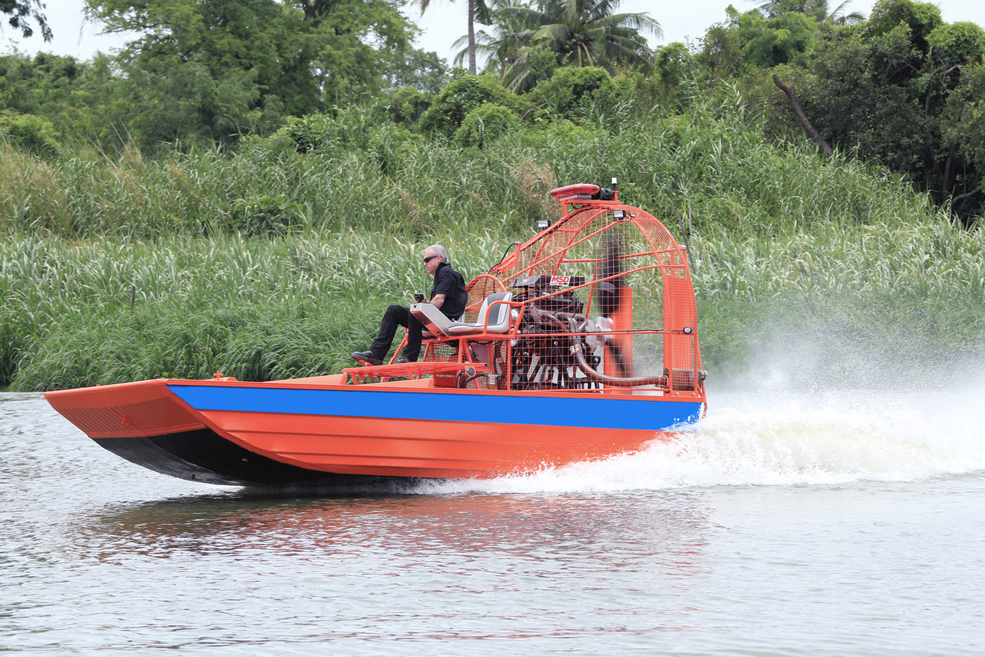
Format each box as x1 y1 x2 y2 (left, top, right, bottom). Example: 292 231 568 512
46 378 702 487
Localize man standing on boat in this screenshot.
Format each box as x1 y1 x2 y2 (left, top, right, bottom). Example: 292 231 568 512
352 244 468 365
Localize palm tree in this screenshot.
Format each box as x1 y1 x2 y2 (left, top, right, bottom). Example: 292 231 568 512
412 0 492 75
450 0 534 75
753 0 865 25
500 0 661 91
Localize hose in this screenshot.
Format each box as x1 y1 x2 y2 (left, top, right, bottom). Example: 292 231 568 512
560 316 668 388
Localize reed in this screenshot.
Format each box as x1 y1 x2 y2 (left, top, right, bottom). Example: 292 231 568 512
3 212 982 390
0 94 939 242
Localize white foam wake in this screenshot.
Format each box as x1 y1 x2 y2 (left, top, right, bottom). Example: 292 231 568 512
418 388 985 494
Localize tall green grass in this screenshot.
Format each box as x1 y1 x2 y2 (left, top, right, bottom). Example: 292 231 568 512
0 230 508 389
1 92 938 242
692 218 985 386
3 213 982 391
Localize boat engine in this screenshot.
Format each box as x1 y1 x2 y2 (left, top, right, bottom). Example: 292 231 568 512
508 275 668 390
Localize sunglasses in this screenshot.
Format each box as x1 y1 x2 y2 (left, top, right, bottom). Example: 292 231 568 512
423 255 439 264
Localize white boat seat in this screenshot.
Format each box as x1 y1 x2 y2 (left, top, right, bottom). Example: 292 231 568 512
413 291 513 337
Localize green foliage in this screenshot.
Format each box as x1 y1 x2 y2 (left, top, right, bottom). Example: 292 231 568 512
86 0 419 119
940 63 985 194
377 86 433 126
926 22 985 68
454 102 521 148
699 3 822 74
866 0 942 49
655 42 692 91
3 192 983 389
794 11 984 218
495 0 661 91
740 9 816 67
698 6 746 78
691 216 985 384
754 0 865 25
121 59 266 150
699 0 985 221
0 111 61 158
270 107 376 154
230 195 305 237
5 0 985 391
419 74 520 136
520 117 596 149
3 87 985 389
504 44 560 93
368 123 423 176
526 66 617 121
383 48 451 95
1 0 51 40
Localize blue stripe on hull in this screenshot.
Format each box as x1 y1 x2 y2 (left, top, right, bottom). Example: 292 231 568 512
168 385 701 432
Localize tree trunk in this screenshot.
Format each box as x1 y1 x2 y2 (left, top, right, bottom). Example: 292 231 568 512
773 75 833 157
468 0 476 75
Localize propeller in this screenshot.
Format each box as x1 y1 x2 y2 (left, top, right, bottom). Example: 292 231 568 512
596 232 631 377
598 234 622 318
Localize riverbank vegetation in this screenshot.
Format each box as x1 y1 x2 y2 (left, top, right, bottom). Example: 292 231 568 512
2 0 984 391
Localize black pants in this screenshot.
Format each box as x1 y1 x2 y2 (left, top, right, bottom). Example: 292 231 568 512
369 305 423 361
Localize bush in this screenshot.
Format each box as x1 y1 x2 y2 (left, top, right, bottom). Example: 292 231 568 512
521 118 597 150
418 74 521 137
867 0 943 50
0 111 61 158
376 86 432 126
272 108 374 154
230 195 305 237
526 67 618 123
454 103 521 148
369 123 423 176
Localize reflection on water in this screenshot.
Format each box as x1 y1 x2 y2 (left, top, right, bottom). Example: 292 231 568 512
6 490 714 652
77 491 712 575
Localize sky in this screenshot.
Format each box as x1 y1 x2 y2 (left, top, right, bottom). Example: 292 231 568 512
4 0 985 67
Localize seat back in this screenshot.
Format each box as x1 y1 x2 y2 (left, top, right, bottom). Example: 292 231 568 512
478 291 512 332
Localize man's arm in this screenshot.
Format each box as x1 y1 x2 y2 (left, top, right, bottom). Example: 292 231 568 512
430 294 446 309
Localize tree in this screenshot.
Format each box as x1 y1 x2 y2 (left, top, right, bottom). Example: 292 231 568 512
501 0 661 91
450 0 531 77
753 0 865 25
382 48 450 94
86 0 419 115
740 9 816 67
795 0 985 220
521 0 659 68
412 0 491 76
1 0 51 40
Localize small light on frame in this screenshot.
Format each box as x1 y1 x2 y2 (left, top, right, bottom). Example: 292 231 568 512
612 209 626 220
535 219 551 230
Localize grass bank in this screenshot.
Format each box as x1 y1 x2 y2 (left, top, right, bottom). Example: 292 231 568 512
3 214 982 391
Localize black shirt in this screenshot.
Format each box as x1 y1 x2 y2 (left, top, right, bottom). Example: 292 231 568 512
430 261 469 319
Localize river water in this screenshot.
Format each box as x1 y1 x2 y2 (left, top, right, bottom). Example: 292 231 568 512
2 385 984 655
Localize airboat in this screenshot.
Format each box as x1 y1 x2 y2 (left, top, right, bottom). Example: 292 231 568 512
46 181 707 487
